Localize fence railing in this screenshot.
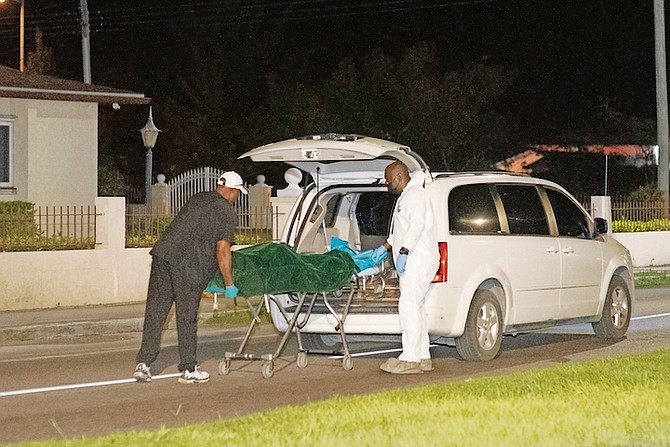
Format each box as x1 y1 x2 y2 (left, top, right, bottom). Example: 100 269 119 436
611 200 669 221
579 197 670 221
126 168 251 213
125 206 283 248
0 205 97 251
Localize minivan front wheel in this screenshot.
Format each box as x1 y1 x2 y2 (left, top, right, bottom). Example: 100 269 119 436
592 275 631 339
455 290 503 361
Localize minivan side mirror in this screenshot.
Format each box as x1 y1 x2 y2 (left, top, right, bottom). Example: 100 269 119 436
594 217 608 237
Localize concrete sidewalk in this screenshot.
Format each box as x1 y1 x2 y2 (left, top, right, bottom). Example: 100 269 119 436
0 302 148 343
0 298 227 343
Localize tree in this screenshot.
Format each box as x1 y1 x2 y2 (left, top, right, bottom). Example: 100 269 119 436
98 164 126 197
25 28 56 76
250 44 518 171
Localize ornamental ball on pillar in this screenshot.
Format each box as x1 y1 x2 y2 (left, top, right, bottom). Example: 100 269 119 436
277 167 303 197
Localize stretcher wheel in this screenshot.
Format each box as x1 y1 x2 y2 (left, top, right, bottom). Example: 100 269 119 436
296 351 308 368
262 361 274 379
343 355 353 371
218 360 230 376
374 282 384 298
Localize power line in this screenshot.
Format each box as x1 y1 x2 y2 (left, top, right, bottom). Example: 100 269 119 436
0 0 497 38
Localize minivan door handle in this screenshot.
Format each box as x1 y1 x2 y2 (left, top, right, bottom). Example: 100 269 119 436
546 246 559 254
561 247 574 254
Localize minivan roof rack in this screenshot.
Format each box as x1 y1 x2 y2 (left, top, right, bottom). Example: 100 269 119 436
434 171 531 179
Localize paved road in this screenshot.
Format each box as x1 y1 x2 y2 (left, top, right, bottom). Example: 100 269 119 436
1 288 668 445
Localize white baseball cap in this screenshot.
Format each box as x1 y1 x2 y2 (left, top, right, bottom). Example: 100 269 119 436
217 171 248 194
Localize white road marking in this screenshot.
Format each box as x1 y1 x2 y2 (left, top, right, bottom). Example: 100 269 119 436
631 312 670 321
0 373 182 398
329 344 440 359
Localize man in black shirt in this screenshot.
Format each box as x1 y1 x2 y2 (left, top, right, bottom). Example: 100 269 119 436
134 171 247 384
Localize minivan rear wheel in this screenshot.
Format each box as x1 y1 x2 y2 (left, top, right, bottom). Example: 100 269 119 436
592 275 631 339
455 290 503 361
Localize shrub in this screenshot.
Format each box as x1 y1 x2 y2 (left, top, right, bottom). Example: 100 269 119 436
612 218 670 233
0 201 40 238
627 184 664 202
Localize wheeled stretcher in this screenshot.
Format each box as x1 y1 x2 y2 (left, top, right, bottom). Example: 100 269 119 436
206 243 362 378
213 286 357 379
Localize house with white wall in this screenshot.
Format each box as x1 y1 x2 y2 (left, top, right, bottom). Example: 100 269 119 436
0 65 154 311
0 64 150 206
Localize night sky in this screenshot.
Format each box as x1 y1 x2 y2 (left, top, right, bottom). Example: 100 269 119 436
0 1 664 165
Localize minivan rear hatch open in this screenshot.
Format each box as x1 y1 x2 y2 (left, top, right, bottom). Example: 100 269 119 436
238 133 429 182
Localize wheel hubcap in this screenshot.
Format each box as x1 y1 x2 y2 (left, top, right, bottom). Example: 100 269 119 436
476 302 499 349
610 286 629 328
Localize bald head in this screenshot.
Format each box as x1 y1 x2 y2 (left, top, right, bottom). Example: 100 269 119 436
384 161 410 195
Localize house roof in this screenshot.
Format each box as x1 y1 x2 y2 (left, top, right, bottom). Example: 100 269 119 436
0 65 150 105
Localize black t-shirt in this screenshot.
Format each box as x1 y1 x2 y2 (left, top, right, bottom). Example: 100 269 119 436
150 191 237 287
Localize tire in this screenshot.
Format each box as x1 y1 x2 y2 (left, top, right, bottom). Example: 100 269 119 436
262 361 274 379
455 290 503 361
301 333 343 353
592 275 631 339
296 352 308 368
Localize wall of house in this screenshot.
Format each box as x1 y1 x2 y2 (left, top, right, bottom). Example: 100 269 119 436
0 98 98 206
0 197 151 311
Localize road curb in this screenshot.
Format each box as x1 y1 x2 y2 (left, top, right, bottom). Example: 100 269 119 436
0 312 219 343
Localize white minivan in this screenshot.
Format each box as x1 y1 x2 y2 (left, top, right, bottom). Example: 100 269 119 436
240 133 634 361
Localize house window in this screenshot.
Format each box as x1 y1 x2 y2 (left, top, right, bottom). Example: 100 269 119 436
0 122 11 186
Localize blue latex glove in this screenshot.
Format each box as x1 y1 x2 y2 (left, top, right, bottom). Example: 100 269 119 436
371 245 388 265
395 253 408 276
224 284 239 299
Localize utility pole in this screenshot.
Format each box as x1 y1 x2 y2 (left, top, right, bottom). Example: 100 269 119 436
79 0 91 83
654 0 669 209
19 0 24 72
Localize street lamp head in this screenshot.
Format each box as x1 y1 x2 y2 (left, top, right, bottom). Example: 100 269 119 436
140 106 161 150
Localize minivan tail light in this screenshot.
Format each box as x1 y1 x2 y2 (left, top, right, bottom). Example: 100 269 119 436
432 242 448 283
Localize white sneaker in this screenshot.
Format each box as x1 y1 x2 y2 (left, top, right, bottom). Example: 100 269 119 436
133 362 152 382
178 366 210 384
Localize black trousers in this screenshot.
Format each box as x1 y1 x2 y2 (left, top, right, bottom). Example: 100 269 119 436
136 256 204 372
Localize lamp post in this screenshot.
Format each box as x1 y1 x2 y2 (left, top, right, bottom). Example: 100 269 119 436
140 107 161 213
0 0 24 72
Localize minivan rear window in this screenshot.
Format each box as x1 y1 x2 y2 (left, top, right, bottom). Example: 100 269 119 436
448 184 501 234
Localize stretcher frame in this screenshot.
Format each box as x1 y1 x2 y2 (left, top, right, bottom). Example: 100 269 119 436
216 284 357 379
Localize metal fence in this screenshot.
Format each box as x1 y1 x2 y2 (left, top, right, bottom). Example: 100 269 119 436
169 167 225 213
578 196 670 221
126 167 251 214
125 185 145 205
125 205 282 248
0 205 97 251
610 200 669 221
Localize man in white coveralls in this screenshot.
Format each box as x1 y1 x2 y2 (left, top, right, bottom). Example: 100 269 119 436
373 160 440 374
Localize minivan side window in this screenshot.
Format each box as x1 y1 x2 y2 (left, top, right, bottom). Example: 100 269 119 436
448 184 501 234
356 192 395 236
309 194 343 227
497 184 549 235
545 188 592 238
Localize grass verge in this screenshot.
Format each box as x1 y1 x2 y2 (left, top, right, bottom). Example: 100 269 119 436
635 269 670 288
13 349 670 447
